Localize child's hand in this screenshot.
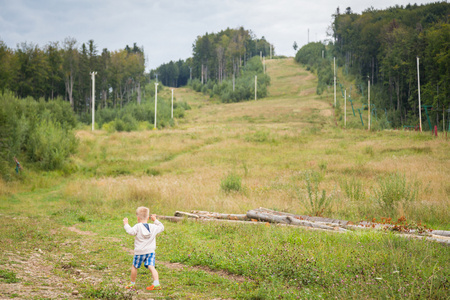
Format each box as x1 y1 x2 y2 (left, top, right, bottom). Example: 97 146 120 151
151 214 156 222
123 217 128 225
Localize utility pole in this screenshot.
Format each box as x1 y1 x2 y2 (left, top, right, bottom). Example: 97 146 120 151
334 57 336 107
417 57 422 132
171 89 174 119
233 73 235 92
368 78 371 131
90 71 97 131
154 82 158 129
308 28 309 43
263 56 265 74
189 67 192 81
345 89 347 128
255 75 257 101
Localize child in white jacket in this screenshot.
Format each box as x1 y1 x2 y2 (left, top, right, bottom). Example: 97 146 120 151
123 206 164 291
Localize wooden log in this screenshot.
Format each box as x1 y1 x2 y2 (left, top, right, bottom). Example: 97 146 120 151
191 210 249 221
246 210 347 232
431 230 450 238
246 210 290 224
254 207 350 226
286 216 348 232
174 211 200 219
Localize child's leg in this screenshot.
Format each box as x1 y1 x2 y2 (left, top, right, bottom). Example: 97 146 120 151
130 265 138 282
148 265 159 282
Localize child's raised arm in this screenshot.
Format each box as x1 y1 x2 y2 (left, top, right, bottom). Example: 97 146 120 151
123 217 128 225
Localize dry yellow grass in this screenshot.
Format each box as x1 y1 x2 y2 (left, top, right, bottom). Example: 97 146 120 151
67 58 449 227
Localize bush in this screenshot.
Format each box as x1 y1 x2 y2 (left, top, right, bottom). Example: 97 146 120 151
27 119 78 170
294 170 333 216
374 173 419 215
221 172 242 192
0 92 78 177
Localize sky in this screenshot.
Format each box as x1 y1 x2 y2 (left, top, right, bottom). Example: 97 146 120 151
0 0 443 71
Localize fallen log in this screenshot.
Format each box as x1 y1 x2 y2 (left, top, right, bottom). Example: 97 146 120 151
431 230 450 238
286 216 348 232
174 211 200 219
246 210 290 224
246 210 347 232
163 213 447 244
191 210 249 221
253 207 351 226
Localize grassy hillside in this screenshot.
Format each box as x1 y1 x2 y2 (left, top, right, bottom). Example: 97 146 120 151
0 58 449 299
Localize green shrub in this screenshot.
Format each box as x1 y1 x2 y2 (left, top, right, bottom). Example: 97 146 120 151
0 92 78 177
221 172 242 192
114 118 126 132
374 173 419 215
294 170 333 216
27 119 78 170
102 121 116 133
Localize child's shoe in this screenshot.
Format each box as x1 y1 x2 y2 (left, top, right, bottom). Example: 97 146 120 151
125 282 136 289
146 284 161 291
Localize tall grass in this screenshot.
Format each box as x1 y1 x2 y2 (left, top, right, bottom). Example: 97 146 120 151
160 221 450 299
374 172 419 215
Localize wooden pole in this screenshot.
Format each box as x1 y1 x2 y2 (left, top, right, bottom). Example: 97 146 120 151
263 56 265 74
171 89 174 119
368 79 371 131
90 71 97 131
255 75 257 101
345 89 347 128
154 83 158 129
334 57 336 107
417 57 422 132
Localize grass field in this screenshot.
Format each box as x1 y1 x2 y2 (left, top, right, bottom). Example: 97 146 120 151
1 58 449 299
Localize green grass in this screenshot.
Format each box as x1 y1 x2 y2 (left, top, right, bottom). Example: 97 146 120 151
1 58 449 299
159 221 450 299
0 269 19 283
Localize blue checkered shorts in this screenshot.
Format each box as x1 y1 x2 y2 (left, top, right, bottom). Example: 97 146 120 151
132 253 155 269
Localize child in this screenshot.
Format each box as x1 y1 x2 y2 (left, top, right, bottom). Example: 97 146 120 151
14 157 22 174
123 206 164 291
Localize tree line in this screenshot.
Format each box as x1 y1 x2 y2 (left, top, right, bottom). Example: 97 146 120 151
0 38 146 114
328 2 449 129
153 27 273 88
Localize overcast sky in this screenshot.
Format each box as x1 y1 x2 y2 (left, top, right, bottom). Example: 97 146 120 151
0 0 442 70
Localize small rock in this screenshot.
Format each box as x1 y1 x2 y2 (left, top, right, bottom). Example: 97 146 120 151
72 290 79 295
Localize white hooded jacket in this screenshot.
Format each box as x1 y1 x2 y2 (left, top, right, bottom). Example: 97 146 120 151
124 220 164 255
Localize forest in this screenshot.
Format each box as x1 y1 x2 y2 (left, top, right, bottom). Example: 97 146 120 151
296 2 449 129
0 39 146 114
153 27 273 88
0 26 272 113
